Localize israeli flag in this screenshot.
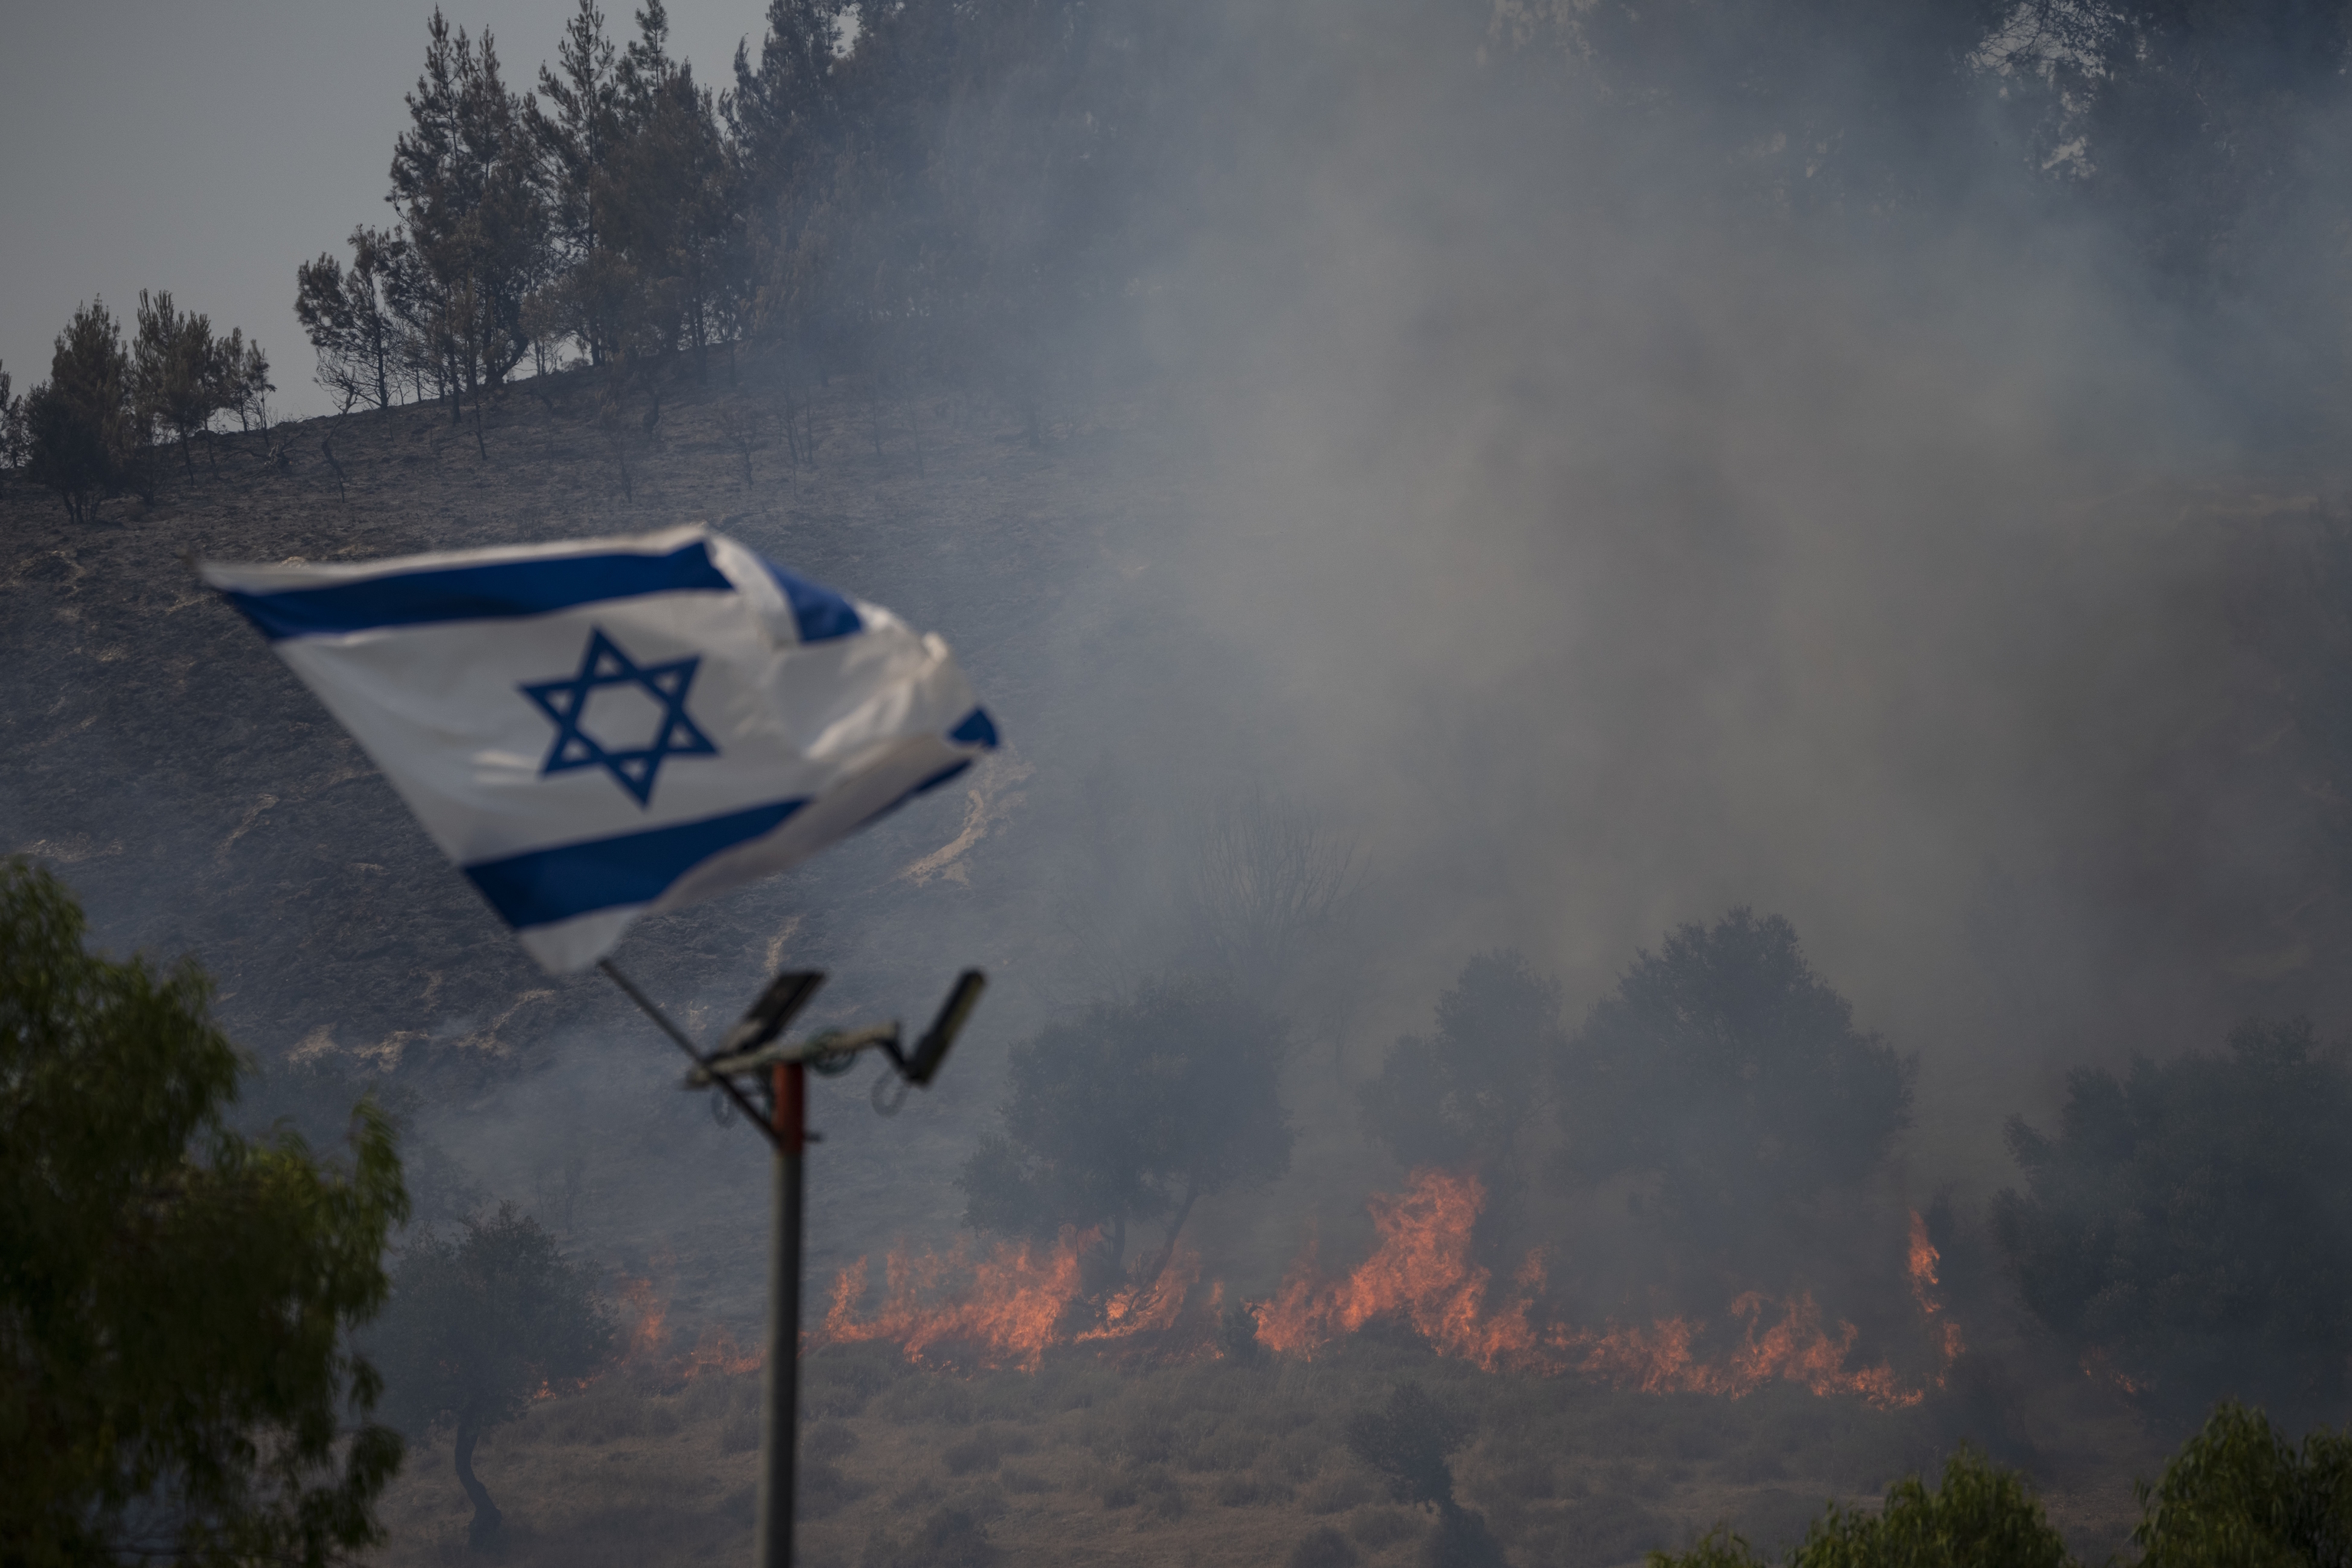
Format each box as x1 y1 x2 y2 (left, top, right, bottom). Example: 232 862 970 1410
202 525 998 972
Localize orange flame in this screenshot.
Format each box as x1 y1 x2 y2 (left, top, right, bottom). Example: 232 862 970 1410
1906 1210 1966 1369
810 1170 1966 1410
818 1230 1213 1370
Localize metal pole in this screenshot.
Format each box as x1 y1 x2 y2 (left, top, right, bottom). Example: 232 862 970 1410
756 1060 805 1568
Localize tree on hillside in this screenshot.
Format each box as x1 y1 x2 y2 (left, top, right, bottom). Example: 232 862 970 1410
0 361 21 469
23 299 144 523
388 10 549 422
0 860 409 1565
1994 1018 2352 1426
603 2 744 381
370 1204 612 1547
528 0 625 368
1345 1383 1505 1568
130 290 237 476
297 228 410 413
957 978 1292 1298
1360 951 1562 1259
1557 910 1914 1268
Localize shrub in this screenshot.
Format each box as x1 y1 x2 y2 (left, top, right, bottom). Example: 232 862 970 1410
1995 1018 2352 1423
1559 910 1913 1277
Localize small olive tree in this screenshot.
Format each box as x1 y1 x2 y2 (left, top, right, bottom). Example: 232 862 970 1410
370 1205 612 1546
957 978 1292 1298
1557 909 1913 1278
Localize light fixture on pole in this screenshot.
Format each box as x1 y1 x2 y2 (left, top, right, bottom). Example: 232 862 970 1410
601 961 986 1568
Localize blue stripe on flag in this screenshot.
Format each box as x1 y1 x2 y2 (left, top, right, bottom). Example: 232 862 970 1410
950 707 999 747
761 557 864 642
462 798 805 929
222 541 736 641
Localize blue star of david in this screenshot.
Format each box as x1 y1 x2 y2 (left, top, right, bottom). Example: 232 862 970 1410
520 627 719 807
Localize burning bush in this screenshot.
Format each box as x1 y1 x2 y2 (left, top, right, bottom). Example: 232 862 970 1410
1994 1018 2352 1426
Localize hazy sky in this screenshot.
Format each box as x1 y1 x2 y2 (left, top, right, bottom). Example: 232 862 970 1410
2 1 765 420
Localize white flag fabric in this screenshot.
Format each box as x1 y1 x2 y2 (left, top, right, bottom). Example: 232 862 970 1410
203 524 997 972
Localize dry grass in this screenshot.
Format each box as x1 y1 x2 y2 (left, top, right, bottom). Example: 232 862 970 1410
362 1331 2158 1568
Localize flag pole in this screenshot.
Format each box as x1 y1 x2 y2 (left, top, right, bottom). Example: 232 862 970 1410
599 959 985 1568
760 1061 805 1568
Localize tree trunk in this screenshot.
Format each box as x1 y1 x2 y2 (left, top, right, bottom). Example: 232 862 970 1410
1131 1179 1198 1297
454 1408 502 1547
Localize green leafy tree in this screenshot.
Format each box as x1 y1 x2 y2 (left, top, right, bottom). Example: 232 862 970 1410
24 299 144 522
1994 1018 2352 1426
1360 950 1561 1258
1557 909 1914 1276
957 978 1292 1298
370 1204 613 1546
0 860 409 1566
2132 1402 2352 1567
1646 1446 2073 1567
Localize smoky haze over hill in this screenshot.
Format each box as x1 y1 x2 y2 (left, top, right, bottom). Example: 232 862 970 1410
8 0 2352 1494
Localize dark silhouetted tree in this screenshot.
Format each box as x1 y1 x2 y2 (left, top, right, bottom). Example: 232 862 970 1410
1557 909 1914 1271
131 290 236 476
528 0 624 368
1345 1383 1504 1567
604 2 743 381
957 978 1292 1298
1361 950 1561 1259
1994 1018 2352 1426
388 10 549 421
24 299 143 523
0 861 409 1564
296 228 409 412
0 360 21 469
371 1204 612 1547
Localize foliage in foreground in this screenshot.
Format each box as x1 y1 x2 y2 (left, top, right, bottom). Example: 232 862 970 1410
1651 1403 2352 1568
0 860 408 1567
2132 1403 2352 1567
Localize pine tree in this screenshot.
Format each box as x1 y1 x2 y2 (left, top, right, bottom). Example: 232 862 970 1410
130 290 232 477
24 299 142 523
389 10 549 421
296 227 408 411
528 0 624 366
